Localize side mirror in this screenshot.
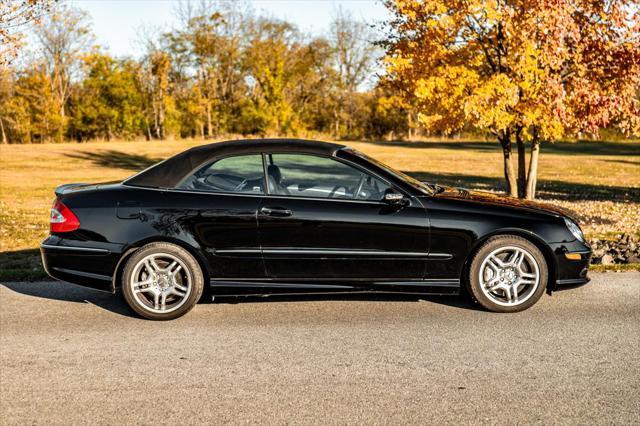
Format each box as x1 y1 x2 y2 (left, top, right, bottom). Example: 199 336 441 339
383 190 408 206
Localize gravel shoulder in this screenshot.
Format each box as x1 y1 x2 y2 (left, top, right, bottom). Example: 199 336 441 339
1 272 639 425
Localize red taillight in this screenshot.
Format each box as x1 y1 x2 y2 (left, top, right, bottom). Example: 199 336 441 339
50 199 80 233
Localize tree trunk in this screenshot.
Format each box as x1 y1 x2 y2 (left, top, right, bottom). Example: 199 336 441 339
525 138 541 200
158 88 165 140
499 130 517 197
0 117 7 144
515 127 526 198
154 105 160 140
206 102 212 138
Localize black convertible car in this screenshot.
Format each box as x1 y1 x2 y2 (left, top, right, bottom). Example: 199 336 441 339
41 139 591 320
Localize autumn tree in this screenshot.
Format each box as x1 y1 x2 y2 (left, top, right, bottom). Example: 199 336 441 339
33 3 93 136
1 0 57 143
0 0 56 67
164 2 247 137
288 37 337 133
5 66 64 143
329 7 379 138
0 67 13 143
68 53 145 141
147 50 173 139
365 89 411 140
382 0 640 199
242 18 302 134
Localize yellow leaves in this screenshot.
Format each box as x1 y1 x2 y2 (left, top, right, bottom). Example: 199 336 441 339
384 53 413 73
464 73 518 132
377 94 405 111
416 112 445 130
479 0 501 22
394 0 415 17
387 0 640 142
385 0 633 141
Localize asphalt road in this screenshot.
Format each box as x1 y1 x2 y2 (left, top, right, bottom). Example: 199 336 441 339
1 273 639 425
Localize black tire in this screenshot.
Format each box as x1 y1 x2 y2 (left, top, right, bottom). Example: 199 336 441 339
122 242 204 320
467 235 548 313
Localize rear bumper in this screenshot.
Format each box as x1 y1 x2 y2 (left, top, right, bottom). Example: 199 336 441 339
40 236 122 292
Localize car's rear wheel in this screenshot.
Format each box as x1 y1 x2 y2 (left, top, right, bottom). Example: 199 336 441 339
468 235 548 313
122 242 204 320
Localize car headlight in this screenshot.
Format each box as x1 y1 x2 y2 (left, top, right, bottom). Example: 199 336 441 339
564 217 585 242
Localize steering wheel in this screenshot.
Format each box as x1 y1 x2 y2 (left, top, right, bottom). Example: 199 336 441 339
328 184 349 199
355 175 367 200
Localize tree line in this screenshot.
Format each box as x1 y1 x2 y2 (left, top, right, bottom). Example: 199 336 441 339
0 2 411 144
1 0 638 200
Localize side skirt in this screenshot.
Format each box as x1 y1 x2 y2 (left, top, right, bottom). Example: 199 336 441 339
208 279 460 297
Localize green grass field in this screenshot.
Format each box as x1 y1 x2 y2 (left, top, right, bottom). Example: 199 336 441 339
1 138 639 280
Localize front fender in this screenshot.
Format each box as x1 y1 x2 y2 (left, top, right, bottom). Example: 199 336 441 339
461 228 559 290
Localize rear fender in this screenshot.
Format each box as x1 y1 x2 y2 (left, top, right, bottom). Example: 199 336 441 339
112 237 211 291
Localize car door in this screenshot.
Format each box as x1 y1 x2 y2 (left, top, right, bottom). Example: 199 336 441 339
257 153 430 282
165 153 267 279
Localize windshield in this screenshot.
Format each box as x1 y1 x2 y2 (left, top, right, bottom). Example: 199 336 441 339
343 148 435 196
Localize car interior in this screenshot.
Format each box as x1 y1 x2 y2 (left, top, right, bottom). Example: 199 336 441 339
178 154 266 194
178 153 391 201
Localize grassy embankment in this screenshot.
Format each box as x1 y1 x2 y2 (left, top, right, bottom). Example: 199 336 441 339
1 138 638 280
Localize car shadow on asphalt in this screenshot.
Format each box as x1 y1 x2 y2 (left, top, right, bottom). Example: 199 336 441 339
204 291 480 310
2 281 481 317
1 281 138 318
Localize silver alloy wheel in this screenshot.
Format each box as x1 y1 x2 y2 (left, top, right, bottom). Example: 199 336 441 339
478 245 540 307
129 253 193 314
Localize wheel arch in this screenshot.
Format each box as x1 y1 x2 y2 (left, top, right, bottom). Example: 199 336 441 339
111 237 211 292
460 228 558 293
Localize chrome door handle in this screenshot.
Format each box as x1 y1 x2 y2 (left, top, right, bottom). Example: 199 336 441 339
260 206 292 217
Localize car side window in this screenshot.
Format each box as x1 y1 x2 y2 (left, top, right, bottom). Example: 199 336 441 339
177 154 265 194
266 153 391 200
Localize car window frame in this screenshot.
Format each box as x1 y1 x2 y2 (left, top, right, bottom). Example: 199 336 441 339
174 153 267 196
168 150 413 205
260 152 411 205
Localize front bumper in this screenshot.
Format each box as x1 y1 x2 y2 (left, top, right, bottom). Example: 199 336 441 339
549 240 592 287
40 236 122 292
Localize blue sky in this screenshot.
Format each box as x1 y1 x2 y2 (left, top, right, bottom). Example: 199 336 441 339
68 0 390 58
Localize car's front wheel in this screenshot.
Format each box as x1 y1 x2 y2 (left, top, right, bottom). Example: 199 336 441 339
122 242 204 320
468 235 548 312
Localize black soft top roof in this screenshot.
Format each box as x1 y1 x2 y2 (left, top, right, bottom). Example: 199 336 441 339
124 138 346 188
